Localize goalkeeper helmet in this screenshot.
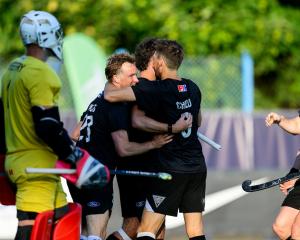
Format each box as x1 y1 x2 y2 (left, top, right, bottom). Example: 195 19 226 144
20 10 63 60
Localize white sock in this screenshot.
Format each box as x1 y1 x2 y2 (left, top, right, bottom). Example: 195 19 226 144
118 228 132 240
137 232 155 239
87 235 102 240
80 236 88 240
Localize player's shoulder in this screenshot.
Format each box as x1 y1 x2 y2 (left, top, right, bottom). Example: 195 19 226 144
22 56 61 86
182 78 198 88
182 78 200 92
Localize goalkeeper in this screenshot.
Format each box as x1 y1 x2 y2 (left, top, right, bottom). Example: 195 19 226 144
0 10 109 240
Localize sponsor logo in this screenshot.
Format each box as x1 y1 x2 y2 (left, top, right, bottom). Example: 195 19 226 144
87 201 101 207
152 195 166 208
136 201 145 208
8 169 13 176
177 84 187 92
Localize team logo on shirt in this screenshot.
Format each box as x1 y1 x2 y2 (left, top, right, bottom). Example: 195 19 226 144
177 84 187 92
87 201 101 207
136 201 145 208
152 195 166 208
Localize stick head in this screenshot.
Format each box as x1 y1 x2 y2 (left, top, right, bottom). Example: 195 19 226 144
242 179 252 192
158 172 172 180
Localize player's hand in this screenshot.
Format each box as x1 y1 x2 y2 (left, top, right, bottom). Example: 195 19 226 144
151 134 173 148
265 112 282 127
62 148 110 188
173 113 193 133
76 152 110 189
279 179 297 195
65 147 83 166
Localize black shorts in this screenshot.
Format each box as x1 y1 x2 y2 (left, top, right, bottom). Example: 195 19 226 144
68 177 114 216
282 180 300 210
145 172 206 217
117 174 147 219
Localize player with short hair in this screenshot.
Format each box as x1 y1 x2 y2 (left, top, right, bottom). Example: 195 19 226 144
106 38 193 240
104 39 207 240
266 111 300 240
0 10 109 240
68 53 184 240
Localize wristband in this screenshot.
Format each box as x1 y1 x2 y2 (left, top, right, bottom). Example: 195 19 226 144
168 124 172 134
274 115 283 124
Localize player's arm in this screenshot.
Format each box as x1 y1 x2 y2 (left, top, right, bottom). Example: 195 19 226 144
280 151 300 195
131 105 192 133
111 130 172 157
265 112 300 135
31 106 110 186
31 105 75 160
104 82 136 102
71 121 82 142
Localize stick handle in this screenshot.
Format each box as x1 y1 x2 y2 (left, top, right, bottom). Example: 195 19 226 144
25 168 172 181
26 168 76 174
197 132 222 150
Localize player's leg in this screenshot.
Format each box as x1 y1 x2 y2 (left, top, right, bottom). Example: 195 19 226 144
86 178 114 240
273 207 298 239
14 210 38 240
156 220 165 240
183 213 205 239
180 172 206 240
107 174 146 240
86 211 110 240
68 180 89 240
137 210 165 239
273 183 300 239
15 178 68 240
137 173 186 239
291 211 300 240
107 217 140 240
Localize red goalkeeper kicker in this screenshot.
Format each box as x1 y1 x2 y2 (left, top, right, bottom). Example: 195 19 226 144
0 154 16 205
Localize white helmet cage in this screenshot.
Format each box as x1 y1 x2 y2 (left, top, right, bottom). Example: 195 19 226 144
20 10 63 60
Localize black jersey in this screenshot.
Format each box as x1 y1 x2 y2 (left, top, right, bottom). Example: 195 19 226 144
117 80 158 172
132 78 206 173
118 124 157 171
78 93 130 169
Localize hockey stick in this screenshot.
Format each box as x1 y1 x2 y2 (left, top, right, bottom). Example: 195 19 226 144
197 132 222 151
242 172 300 192
25 167 172 180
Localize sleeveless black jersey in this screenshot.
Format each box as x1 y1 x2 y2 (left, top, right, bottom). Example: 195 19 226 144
78 93 130 169
132 78 206 173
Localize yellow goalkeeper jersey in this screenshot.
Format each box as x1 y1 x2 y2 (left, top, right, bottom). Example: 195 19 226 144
1 56 61 183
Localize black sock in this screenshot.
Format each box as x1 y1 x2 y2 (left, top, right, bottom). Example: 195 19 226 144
14 225 33 240
189 236 206 240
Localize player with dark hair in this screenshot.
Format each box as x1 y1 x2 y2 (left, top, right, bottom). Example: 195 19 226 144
0 10 109 240
68 53 187 240
104 39 207 240
266 112 300 240
106 38 192 240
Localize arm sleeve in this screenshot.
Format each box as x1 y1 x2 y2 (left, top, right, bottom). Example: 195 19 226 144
132 80 160 113
108 103 131 132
